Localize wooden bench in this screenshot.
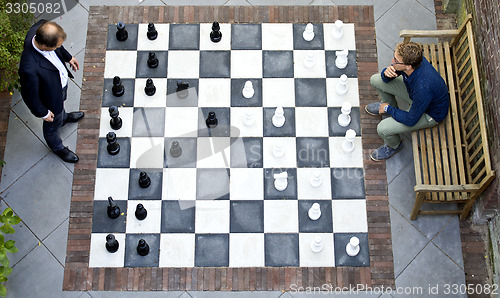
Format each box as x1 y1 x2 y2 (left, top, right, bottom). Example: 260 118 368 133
399 14 496 220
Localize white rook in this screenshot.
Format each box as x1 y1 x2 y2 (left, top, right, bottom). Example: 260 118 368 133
308 202 321 220
304 50 315 68
274 172 288 191
335 49 349 69
272 106 286 128
303 23 315 41
336 74 349 96
310 236 323 253
342 129 356 153
331 20 344 40
346 236 360 257
309 170 322 187
242 80 254 99
337 101 352 127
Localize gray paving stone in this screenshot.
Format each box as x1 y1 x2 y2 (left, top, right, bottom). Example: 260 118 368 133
309 0 335 5
43 217 69 265
71 48 85 89
224 0 252 5
2 153 72 240
77 0 145 10
417 0 436 14
155 0 227 5
88 291 184 297
248 0 315 6
331 0 397 21
53 3 89 55
291 290 380 296
10 90 22 107
385 137 413 184
375 38 394 73
432 216 464 270
189 292 283 298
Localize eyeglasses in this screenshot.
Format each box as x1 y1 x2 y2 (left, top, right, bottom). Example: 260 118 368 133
392 54 405 65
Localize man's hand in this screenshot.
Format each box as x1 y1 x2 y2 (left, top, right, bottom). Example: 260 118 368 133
384 65 398 78
43 111 55 122
68 57 79 72
379 103 389 114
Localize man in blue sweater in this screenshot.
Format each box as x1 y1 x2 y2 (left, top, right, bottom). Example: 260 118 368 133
366 42 449 161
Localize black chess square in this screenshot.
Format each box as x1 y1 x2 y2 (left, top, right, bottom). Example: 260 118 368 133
326 51 358 78
230 79 263 107
124 233 160 267
230 201 264 233
128 169 162 200
91 200 127 233
296 137 330 168
102 78 135 107
132 108 165 137
294 78 327 107
169 24 200 50
199 51 231 78
161 201 196 233
297 200 333 233
196 169 230 200
164 137 197 168
331 168 366 199
328 107 361 136
334 233 370 267
293 23 324 50
135 51 168 78
263 168 297 199
263 51 294 78
166 79 199 107
107 24 138 50
265 234 299 267
231 24 262 50
97 137 131 168
230 137 263 168
263 107 296 137
195 234 229 267
198 107 231 137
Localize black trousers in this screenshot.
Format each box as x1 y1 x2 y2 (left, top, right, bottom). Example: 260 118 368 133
42 85 68 152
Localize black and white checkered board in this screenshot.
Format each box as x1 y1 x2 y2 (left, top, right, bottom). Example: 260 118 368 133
89 23 369 268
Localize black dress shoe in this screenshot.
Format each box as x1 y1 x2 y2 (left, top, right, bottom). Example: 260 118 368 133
64 111 85 124
54 147 79 163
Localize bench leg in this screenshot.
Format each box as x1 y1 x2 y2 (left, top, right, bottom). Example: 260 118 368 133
411 192 426 220
461 198 476 220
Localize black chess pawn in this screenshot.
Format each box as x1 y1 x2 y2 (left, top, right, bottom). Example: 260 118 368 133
116 22 128 42
112 76 125 97
176 80 189 99
109 106 122 130
210 21 222 43
106 132 120 155
147 51 159 69
135 204 148 220
144 78 156 96
138 171 151 188
105 234 119 253
107 196 120 219
170 140 182 158
137 239 150 256
206 111 218 128
147 23 158 40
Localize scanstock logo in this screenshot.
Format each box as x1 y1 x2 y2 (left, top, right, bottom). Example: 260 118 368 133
26 0 80 20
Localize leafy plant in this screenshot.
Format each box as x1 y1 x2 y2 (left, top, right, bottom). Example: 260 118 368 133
0 208 20 297
0 161 4 167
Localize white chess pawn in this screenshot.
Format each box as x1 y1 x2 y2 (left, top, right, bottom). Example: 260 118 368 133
342 129 356 153
272 141 285 158
243 111 255 126
336 74 349 96
331 20 344 40
272 106 286 128
346 236 360 257
274 172 288 191
337 102 352 127
310 236 323 253
242 80 254 99
309 170 322 187
303 23 315 41
335 49 349 69
304 50 315 68
308 203 321 220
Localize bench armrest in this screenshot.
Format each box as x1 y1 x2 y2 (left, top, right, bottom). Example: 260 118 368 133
414 184 481 193
399 29 459 42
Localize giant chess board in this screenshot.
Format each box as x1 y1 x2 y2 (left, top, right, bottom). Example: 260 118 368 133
88 21 370 269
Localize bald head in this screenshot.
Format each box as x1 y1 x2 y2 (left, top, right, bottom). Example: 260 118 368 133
35 21 67 48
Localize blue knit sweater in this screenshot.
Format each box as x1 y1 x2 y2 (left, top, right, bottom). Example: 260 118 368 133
381 57 449 126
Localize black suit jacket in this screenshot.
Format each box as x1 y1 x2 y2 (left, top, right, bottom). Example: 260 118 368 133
19 20 74 117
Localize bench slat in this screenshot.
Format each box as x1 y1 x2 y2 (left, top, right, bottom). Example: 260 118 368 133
460 76 474 97
462 90 476 116
464 109 478 130
472 168 487 184
470 155 485 174
412 131 423 185
458 65 473 85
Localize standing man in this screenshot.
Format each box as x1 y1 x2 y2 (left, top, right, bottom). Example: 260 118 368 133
366 41 449 161
19 20 84 163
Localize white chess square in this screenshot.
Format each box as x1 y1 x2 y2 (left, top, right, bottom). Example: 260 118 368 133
94 168 130 201
326 78 360 107
230 107 264 137
159 234 195 267
137 23 170 51
104 51 137 79
198 79 231 107
196 137 231 168
195 200 230 233
199 23 231 50
262 23 293 50
133 78 167 107
293 50 326 78
125 200 162 233
323 23 356 51
130 137 164 169
264 200 298 233
296 168 332 200
295 107 329 137
162 168 197 200
332 200 368 233
164 107 199 137
89 233 125 267
229 168 264 200
262 78 296 107
299 233 335 267
329 137 364 168
99 107 133 138
231 50 263 78
263 137 297 168
167 51 200 78
229 233 265 267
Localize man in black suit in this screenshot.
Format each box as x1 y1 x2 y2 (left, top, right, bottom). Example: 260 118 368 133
19 20 84 163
